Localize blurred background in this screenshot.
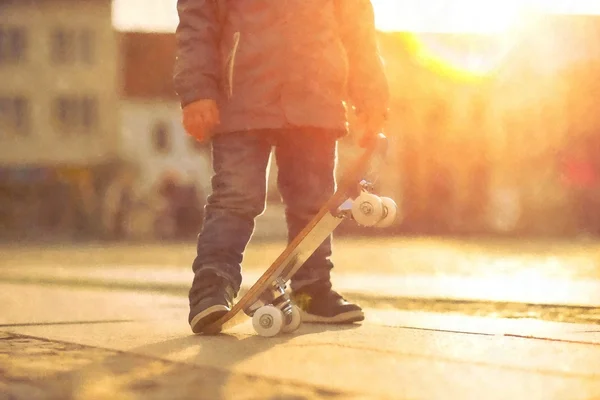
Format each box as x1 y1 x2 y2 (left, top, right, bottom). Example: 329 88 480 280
2 0 600 244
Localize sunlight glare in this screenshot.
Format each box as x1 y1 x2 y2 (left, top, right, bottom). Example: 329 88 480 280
372 1 526 80
527 0 600 15
372 0 524 34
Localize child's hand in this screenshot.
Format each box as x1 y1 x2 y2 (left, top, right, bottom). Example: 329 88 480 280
182 99 220 142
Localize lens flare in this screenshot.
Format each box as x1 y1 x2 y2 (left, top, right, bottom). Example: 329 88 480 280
372 1 524 80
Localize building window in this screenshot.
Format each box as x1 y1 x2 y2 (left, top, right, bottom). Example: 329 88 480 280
79 29 94 64
152 122 171 153
0 26 27 64
51 29 75 64
51 27 94 64
53 96 98 133
0 96 29 137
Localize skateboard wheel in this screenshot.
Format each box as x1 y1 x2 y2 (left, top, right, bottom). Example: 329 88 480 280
351 193 384 227
375 197 398 228
281 305 302 333
252 305 284 337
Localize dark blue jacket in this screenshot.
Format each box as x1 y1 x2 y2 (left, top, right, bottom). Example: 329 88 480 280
173 0 389 136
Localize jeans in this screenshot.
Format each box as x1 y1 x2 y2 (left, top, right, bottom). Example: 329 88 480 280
191 127 340 294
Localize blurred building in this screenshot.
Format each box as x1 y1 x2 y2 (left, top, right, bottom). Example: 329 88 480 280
115 31 213 240
0 0 119 240
119 32 209 193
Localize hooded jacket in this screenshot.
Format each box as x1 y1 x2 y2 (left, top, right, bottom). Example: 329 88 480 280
173 0 389 136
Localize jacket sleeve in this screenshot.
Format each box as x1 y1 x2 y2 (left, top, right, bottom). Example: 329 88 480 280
335 0 389 120
173 0 222 108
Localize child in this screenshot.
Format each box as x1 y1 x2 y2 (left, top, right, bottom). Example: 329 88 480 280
173 0 389 334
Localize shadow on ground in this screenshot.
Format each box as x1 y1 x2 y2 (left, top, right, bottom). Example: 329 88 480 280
1 323 364 400
103 323 362 399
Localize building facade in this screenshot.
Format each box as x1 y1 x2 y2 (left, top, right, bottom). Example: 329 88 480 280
0 0 119 240
0 0 119 165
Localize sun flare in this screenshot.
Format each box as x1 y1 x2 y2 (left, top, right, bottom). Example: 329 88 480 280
372 1 527 80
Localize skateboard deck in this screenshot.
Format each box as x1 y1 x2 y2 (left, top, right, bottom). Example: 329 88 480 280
201 133 393 336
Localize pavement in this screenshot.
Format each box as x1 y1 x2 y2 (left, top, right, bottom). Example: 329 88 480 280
3 264 600 308
2 238 600 399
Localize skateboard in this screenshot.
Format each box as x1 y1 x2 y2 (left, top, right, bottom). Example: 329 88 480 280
201 133 399 336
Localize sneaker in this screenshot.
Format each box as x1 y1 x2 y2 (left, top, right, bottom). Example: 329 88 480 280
291 287 364 324
188 274 236 334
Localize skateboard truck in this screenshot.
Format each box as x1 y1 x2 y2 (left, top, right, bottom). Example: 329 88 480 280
244 277 302 337
335 179 397 228
244 277 287 318
335 180 374 217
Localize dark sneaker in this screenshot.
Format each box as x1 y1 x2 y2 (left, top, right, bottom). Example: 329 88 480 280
188 274 236 334
291 287 364 324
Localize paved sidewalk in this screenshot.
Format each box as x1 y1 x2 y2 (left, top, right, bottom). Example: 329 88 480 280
3 264 600 307
1 283 600 399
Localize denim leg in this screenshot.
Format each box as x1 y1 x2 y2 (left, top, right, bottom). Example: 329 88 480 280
274 128 338 292
192 131 273 293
